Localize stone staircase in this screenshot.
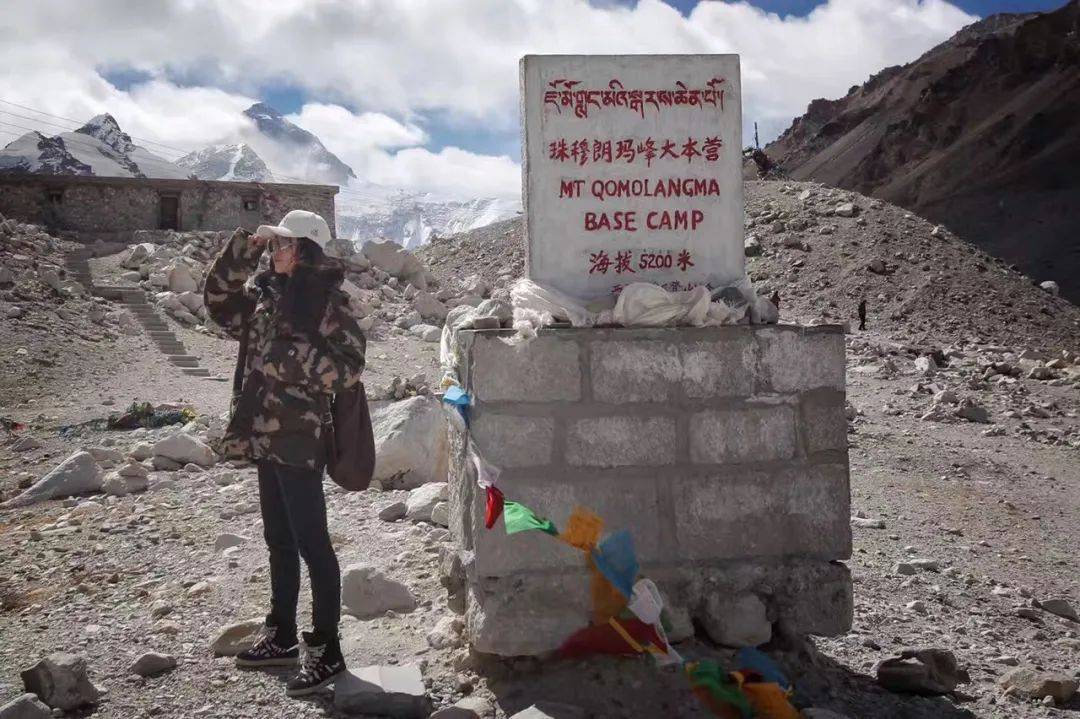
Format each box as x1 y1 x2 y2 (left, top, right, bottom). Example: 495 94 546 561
65 245 220 380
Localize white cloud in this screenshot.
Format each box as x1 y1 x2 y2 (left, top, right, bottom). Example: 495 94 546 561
0 0 978 197
367 146 522 201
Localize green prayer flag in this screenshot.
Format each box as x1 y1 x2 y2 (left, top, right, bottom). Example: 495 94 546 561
502 501 559 536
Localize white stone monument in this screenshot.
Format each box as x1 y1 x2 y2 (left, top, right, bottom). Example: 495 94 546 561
521 54 744 302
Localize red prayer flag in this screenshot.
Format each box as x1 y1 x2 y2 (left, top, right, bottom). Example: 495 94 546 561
484 485 505 529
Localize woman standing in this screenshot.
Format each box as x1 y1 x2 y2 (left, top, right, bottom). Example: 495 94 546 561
203 210 366 697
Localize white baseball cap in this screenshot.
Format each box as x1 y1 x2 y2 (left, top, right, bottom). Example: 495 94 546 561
256 210 332 248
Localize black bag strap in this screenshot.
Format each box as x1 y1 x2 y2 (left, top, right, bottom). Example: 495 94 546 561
232 313 251 407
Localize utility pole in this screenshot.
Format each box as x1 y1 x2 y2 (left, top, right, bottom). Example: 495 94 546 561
754 122 760 150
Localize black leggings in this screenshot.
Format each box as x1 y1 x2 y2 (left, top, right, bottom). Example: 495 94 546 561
257 460 340 645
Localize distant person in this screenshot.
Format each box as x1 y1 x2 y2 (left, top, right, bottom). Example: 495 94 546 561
858 299 867 331
203 210 366 697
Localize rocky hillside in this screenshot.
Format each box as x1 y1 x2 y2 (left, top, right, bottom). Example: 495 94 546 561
422 181 1080 355
764 0 1080 302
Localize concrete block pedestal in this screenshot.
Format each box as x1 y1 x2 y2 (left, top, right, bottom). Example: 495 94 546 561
445 325 852 656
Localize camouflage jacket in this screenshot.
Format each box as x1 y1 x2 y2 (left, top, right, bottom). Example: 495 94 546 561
203 229 366 470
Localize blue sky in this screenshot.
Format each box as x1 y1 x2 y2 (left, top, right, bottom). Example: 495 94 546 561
655 0 1066 16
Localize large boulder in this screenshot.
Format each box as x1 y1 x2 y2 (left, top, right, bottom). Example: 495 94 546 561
341 565 417 618
701 593 771 647
166 260 198 294
152 433 216 467
413 291 449 322
19 653 102 711
122 242 157 269
361 240 430 289
371 397 448 489
1 452 102 508
405 482 448 523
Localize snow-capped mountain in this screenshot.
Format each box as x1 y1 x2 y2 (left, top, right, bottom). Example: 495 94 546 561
242 103 355 186
176 143 273 182
0 114 189 179
336 185 520 250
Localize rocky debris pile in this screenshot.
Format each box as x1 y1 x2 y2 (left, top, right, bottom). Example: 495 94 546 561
113 229 232 328
848 334 1080 449
1 215 131 405
0 411 222 506
420 182 1080 353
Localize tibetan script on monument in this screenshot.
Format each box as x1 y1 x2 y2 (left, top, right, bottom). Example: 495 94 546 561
522 55 744 301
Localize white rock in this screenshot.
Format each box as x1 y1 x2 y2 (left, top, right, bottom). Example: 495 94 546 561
123 243 156 269
372 396 448 489
430 501 450 527
405 482 448 523
834 202 857 217
166 261 198 293
409 324 443 342
214 533 249 552
151 433 215 467
413 291 449 322
743 234 762 257
129 652 176 677
334 663 430 717
1 452 102 508
1039 280 1060 296
177 291 204 313
426 616 464 649
701 593 770 647
914 356 937 376
210 618 264 656
102 471 148 497
378 502 408 522
341 565 417 618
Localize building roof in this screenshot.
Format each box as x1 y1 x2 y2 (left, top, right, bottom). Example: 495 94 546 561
0 172 339 195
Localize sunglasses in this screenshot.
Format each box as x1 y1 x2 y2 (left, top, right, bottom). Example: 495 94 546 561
269 237 298 253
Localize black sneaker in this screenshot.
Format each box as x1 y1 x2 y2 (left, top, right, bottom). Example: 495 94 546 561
235 622 299 668
285 631 346 697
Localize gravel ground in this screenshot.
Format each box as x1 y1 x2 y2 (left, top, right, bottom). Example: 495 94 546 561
1 182 1078 718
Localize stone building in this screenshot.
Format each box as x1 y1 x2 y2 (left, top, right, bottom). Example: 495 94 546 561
0 173 338 240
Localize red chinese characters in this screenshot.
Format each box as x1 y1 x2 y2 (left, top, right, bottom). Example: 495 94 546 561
549 136 722 167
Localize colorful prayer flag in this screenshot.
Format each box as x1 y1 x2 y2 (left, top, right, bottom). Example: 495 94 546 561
686 661 753 719
559 506 604 551
484 485 505 530
591 530 639 598
502 501 558 536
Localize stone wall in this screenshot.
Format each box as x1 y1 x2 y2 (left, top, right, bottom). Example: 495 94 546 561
0 175 338 239
445 324 852 656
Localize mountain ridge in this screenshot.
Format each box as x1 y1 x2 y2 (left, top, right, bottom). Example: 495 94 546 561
764 0 1080 302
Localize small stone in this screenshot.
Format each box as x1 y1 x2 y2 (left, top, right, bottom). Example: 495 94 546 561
1036 597 1079 622
214 533 249 552
906 600 928 614
998 667 1077 704
129 651 177 677
851 516 885 529
378 502 408 522
210 618 264 656
430 502 450 527
426 616 464 649
333 663 431 717
0 693 51 719
875 648 968 695
893 562 916 576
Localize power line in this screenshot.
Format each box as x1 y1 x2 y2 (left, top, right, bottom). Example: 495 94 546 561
0 118 384 204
